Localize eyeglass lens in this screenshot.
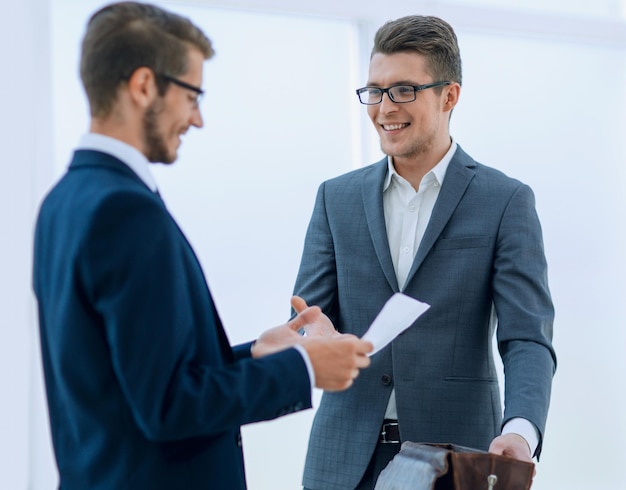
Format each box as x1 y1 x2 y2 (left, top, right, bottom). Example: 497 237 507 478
359 85 417 104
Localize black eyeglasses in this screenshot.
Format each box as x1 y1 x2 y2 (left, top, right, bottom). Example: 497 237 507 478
159 74 204 107
356 81 451 105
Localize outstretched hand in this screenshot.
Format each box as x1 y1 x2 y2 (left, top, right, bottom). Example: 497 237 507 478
250 300 322 358
291 296 340 337
250 296 373 392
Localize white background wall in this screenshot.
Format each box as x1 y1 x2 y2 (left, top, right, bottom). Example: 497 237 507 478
0 0 53 487
2 0 625 488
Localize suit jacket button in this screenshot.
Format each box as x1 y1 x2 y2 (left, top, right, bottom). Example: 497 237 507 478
381 374 392 386
236 433 242 447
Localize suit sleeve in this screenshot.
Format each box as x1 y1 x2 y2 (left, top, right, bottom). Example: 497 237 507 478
292 182 341 325
79 190 312 441
492 183 557 457
231 342 255 361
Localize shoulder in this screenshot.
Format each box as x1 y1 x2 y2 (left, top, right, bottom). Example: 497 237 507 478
319 158 387 191
39 160 167 249
453 145 529 194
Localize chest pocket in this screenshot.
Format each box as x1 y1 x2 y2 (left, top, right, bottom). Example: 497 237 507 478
434 235 491 250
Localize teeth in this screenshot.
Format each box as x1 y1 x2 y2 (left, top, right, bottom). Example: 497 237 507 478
383 123 407 130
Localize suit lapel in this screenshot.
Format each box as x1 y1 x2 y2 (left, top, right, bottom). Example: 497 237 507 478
404 146 477 286
362 158 400 292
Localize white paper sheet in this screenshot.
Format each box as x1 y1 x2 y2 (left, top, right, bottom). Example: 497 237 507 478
361 293 430 356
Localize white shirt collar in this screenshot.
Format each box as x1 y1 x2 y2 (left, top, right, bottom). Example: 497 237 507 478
383 138 458 191
77 133 159 192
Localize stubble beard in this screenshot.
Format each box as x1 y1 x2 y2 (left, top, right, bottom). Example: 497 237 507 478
380 133 434 162
143 98 175 164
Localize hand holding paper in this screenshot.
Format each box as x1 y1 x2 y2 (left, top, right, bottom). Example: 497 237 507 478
361 293 430 356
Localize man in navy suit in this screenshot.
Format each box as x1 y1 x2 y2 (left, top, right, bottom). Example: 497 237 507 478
32 3 372 489
296 15 557 489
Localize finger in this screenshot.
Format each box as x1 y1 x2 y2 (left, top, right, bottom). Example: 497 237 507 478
488 444 504 456
288 305 321 331
350 368 360 380
346 338 374 354
290 295 308 314
359 340 374 354
355 355 371 369
488 438 505 455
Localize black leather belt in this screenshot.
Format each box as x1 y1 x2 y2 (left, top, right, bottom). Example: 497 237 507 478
379 420 400 444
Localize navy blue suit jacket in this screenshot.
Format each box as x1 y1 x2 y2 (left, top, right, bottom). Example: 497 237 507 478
33 150 311 489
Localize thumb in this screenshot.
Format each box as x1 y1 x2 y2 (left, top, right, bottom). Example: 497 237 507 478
290 295 308 314
288 304 320 331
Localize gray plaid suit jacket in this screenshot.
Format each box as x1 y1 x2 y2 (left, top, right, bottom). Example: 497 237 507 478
295 145 556 490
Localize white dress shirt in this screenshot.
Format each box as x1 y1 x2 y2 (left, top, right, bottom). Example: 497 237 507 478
381 139 538 456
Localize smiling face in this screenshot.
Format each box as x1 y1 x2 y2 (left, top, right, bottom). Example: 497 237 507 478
366 51 459 168
143 47 205 164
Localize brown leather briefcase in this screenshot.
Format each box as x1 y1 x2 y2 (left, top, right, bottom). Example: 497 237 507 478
374 442 535 490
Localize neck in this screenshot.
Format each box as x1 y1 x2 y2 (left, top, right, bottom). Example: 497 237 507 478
90 112 144 155
392 135 451 190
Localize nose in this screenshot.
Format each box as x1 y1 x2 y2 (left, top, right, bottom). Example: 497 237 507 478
191 106 203 129
378 91 399 113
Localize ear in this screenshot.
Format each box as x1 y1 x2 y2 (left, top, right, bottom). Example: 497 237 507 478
126 67 159 109
442 82 461 113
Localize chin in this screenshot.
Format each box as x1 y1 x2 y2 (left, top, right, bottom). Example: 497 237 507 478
380 143 404 158
162 154 177 165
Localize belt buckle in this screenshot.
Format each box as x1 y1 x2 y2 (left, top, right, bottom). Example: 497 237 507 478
380 421 400 444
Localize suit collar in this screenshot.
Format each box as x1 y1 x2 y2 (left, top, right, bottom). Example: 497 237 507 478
69 149 152 192
77 133 158 192
361 145 477 292
383 140 458 191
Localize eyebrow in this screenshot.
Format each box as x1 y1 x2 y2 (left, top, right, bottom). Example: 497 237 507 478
364 80 422 87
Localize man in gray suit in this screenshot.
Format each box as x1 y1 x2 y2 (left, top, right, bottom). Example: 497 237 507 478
295 15 556 490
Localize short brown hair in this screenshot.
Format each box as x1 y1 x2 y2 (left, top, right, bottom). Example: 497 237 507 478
372 15 462 86
80 1 215 117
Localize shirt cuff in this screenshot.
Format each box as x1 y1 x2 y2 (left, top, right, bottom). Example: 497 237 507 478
292 344 315 390
502 417 539 457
